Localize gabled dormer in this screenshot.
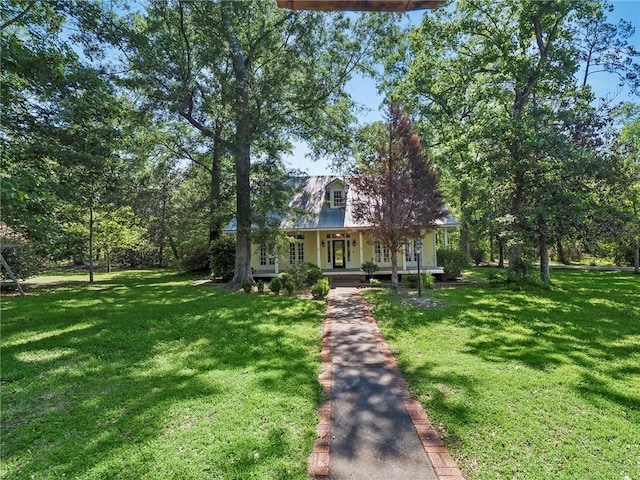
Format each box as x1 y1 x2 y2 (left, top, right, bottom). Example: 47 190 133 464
325 178 347 209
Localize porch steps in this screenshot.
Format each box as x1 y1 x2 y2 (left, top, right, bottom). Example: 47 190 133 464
329 275 366 287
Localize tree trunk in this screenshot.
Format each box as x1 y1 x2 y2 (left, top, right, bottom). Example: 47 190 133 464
634 241 639 274
508 168 526 274
225 5 254 289
459 180 470 257
168 234 182 273
107 252 112 273
489 231 495 263
209 126 224 245
89 206 94 284
229 136 254 288
390 248 399 291
538 214 550 283
556 238 566 265
498 237 505 268
159 191 168 268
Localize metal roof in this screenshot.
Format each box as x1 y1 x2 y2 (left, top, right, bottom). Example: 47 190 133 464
223 175 457 232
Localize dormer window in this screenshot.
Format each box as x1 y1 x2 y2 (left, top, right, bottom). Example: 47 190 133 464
326 178 347 209
333 189 344 208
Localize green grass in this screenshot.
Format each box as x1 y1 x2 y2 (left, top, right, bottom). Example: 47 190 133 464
1 269 325 480
365 269 640 480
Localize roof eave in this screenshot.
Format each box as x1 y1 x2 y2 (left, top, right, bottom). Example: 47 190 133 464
276 0 446 11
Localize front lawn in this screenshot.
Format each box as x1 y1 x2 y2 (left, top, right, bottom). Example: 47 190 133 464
365 269 640 480
1 270 325 480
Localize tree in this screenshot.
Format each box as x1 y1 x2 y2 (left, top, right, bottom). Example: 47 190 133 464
93 207 144 273
107 1 390 287
350 102 445 290
609 103 640 273
387 0 640 283
1 1 141 282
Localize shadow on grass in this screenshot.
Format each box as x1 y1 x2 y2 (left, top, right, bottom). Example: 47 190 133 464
458 271 639 408
1 270 324 479
370 269 640 414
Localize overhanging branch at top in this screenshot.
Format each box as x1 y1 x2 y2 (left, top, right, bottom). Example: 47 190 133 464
276 0 445 11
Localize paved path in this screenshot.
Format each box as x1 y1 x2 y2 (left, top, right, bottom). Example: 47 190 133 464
308 288 465 480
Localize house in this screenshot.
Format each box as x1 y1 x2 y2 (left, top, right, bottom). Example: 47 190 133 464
224 176 458 279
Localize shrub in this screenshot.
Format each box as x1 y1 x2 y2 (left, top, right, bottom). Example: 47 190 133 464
369 278 382 287
210 235 235 281
269 276 282 295
257 280 265 293
305 264 324 285
402 273 436 289
179 237 211 272
487 270 506 282
470 248 485 266
241 280 252 293
287 262 322 290
310 277 330 299
508 257 536 282
401 274 421 288
422 272 435 289
361 260 379 279
284 279 295 295
437 249 469 281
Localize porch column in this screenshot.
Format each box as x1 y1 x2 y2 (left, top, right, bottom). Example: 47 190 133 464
316 230 321 268
275 255 279 274
359 232 364 265
444 228 449 249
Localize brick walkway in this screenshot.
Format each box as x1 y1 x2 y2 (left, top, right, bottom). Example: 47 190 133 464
308 288 465 480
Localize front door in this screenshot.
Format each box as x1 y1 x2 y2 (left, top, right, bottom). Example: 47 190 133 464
333 240 345 268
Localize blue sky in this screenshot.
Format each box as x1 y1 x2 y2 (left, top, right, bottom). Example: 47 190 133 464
287 1 640 175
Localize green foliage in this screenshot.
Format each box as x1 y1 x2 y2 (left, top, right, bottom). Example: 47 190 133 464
361 260 379 277
369 278 382 287
269 276 282 295
422 272 435 289
310 277 330 300
0 231 39 281
0 269 324 479
284 279 296 296
401 274 420 288
437 249 469 281
305 264 324 285
94 207 144 272
210 235 235 281
256 280 265 293
507 256 536 283
178 238 210 273
241 280 252 293
287 262 323 291
402 273 435 290
470 247 485 266
487 269 507 282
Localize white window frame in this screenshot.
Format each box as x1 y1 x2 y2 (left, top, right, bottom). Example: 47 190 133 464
259 243 275 266
332 189 344 208
288 235 305 264
405 240 418 263
375 243 390 264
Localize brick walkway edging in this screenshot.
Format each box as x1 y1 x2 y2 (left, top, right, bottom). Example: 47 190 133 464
307 297 333 479
307 291 466 480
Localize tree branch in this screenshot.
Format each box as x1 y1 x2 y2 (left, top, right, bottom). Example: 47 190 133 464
1 0 37 30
